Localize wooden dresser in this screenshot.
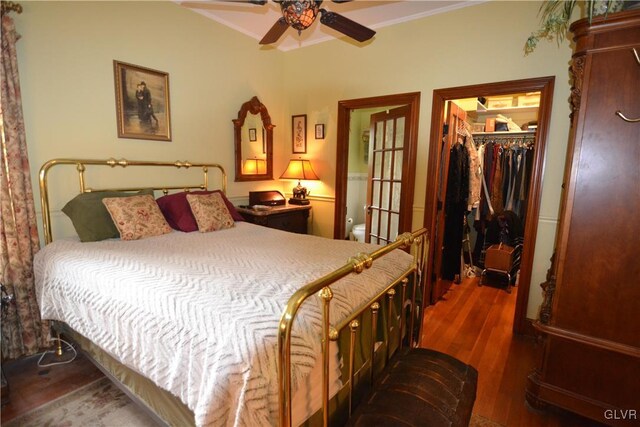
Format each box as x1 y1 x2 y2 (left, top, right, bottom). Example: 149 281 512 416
237 204 311 234
525 10 640 425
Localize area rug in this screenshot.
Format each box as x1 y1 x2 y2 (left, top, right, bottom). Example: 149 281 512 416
5 375 505 427
4 377 157 427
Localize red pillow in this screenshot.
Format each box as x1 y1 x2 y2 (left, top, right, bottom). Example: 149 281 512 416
156 190 243 232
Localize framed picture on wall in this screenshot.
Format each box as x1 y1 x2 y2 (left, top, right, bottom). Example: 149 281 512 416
315 124 325 139
113 60 171 141
292 114 307 154
249 128 257 142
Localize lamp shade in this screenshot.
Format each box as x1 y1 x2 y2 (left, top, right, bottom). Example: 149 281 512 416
243 158 267 175
280 158 319 181
281 0 320 31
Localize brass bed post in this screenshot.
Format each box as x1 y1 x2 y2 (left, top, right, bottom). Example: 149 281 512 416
399 278 408 350
409 276 418 348
319 286 333 427
369 302 380 385
348 319 359 417
77 163 86 193
385 289 395 363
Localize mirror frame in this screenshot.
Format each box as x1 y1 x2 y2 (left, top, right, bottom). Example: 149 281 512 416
233 96 274 182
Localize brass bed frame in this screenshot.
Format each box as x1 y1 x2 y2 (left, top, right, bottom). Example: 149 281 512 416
39 158 429 427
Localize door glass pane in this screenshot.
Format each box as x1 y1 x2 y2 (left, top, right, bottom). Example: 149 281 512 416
385 119 394 149
383 151 391 179
379 211 389 241
394 149 403 180
381 181 390 210
396 117 405 148
372 181 380 207
375 122 383 150
390 213 399 241
392 182 401 212
370 209 379 243
373 151 382 180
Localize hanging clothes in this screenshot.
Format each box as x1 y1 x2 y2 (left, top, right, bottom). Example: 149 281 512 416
441 138 469 281
462 129 481 210
471 137 535 268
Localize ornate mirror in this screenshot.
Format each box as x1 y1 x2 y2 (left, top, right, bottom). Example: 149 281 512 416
233 97 274 181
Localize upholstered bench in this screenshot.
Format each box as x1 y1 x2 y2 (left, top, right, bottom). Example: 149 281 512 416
347 348 478 427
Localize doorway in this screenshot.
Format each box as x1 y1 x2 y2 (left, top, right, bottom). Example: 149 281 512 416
334 93 421 241
423 77 555 335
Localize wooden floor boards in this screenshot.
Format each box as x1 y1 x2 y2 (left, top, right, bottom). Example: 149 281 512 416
1 350 103 423
421 276 604 427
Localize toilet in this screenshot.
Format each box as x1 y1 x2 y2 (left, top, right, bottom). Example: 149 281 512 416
352 223 366 242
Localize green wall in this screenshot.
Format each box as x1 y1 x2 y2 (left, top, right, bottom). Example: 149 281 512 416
280 0 572 318
15 1 575 318
15 0 286 237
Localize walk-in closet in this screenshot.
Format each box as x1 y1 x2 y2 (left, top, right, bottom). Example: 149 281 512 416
437 93 539 294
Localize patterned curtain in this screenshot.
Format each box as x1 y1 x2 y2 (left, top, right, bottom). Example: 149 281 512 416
1 13 49 359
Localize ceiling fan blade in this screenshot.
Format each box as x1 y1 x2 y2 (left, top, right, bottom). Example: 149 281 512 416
331 0 353 3
260 17 289 44
319 10 375 42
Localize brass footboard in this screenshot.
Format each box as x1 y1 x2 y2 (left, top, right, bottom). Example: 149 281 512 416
278 228 428 427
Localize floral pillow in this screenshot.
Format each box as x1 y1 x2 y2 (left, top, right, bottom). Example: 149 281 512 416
186 192 235 232
156 190 243 232
102 194 172 240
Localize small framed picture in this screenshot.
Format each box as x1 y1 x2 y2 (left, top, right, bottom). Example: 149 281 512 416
292 114 307 154
315 124 325 139
113 60 171 141
249 128 257 142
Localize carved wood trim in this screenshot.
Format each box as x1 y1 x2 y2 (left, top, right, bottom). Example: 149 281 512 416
569 55 586 125
233 96 274 130
538 252 556 325
233 96 274 182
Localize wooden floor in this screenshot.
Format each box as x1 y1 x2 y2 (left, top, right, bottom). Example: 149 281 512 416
420 276 603 427
1 348 103 423
2 276 604 426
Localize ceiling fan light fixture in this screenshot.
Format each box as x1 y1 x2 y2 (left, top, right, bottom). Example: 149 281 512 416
281 0 321 32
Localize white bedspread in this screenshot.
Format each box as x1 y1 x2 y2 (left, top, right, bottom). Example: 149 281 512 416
34 222 413 426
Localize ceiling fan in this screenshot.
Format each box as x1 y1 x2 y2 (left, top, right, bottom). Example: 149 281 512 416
184 0 376 45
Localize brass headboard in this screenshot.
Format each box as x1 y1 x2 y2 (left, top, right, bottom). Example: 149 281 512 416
39 157 227 244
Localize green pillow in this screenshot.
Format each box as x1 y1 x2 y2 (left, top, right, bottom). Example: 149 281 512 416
61 189 154 242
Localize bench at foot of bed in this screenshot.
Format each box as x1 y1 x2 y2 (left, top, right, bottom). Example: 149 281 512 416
348 348 478 427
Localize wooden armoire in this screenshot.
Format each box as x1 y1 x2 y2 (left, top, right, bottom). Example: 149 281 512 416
526 9 640 426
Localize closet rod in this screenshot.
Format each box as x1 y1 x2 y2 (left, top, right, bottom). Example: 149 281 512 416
472 132 536 146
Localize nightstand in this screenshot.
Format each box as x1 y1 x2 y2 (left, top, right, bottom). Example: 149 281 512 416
237 204 311 234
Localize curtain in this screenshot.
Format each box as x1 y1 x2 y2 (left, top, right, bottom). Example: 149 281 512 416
1 13 49 359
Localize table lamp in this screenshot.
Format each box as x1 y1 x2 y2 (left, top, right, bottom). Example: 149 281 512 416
280 158 319 205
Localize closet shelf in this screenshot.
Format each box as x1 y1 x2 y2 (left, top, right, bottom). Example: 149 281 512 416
475 104 539 115
472 130 536 136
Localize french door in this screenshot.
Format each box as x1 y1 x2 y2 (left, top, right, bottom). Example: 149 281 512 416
365 105 411 244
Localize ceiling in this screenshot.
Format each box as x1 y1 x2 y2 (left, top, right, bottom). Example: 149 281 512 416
178 0 479 52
